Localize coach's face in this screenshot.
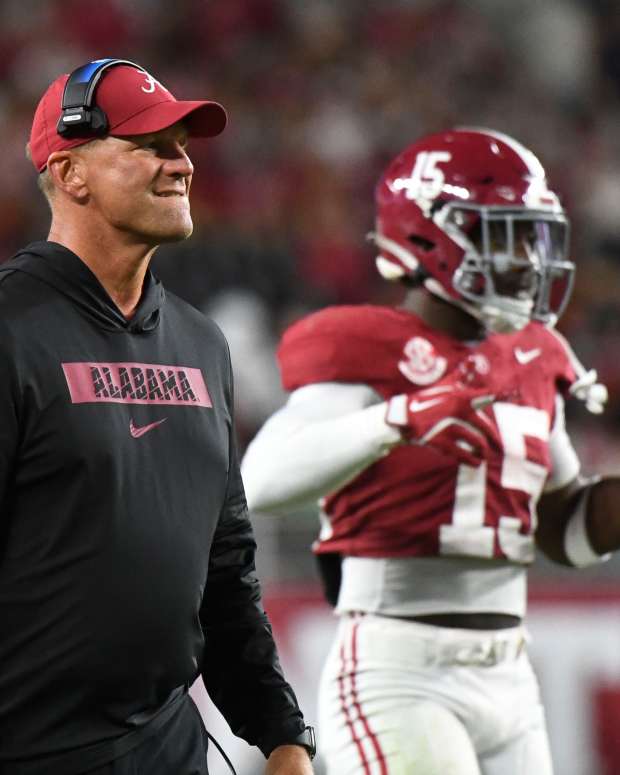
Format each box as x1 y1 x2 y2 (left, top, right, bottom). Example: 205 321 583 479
79 122 195 244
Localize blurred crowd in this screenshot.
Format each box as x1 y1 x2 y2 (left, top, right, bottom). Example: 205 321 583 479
2 0 620 468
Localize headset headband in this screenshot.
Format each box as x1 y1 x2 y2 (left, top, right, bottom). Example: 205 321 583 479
56 58 144 138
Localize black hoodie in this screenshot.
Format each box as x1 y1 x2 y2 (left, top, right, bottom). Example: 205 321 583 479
0 242 304 774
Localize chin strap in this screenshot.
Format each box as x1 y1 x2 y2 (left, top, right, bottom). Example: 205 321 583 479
423 278 530 334
423 278 479 319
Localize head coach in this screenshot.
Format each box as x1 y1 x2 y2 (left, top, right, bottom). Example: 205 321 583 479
0 59 315 775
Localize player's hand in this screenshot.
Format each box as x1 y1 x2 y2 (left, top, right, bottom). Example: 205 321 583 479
385 383 497 466
569 368 608 414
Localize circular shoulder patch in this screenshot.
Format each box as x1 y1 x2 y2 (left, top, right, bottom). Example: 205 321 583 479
398 336 448 385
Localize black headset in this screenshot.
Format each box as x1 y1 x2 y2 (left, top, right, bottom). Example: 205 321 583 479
56 58 145 138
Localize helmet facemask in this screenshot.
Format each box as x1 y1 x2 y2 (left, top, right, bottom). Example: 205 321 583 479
434 203 573 333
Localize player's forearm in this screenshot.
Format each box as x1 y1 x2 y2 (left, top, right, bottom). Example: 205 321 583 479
585 477 620 554
537 477 620 565
241 403 401 513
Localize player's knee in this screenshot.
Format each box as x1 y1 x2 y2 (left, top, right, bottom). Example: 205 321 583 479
390 701 481 775
321 701 481 775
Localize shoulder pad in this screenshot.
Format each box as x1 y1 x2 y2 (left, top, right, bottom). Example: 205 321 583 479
277 305 415 390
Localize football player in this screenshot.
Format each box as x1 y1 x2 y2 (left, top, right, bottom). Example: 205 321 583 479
241 128 617 775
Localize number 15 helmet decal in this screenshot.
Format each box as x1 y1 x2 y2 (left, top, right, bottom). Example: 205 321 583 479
371 128 574 333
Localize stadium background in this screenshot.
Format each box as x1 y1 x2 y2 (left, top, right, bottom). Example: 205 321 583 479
2 1 620 772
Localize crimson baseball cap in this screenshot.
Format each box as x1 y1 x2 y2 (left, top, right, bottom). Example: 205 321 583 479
29 63 227 172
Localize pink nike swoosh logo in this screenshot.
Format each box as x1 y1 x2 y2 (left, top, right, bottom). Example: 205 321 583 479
129 418 167 438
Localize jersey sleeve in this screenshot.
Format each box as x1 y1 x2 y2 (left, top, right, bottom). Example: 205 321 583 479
543 327 579 394
544 394 580 492
277 305 396 390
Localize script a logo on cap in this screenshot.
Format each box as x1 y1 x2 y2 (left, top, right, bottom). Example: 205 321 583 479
141 72 165 94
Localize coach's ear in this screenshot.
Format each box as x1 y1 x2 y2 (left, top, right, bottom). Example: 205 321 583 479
46 149 90 202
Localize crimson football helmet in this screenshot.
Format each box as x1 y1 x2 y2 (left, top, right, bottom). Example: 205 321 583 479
371 128 574 332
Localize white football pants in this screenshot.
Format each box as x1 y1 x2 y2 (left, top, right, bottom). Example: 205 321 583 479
318 614 553 775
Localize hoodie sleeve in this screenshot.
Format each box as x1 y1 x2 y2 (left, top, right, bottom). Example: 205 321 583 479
0 316 21 531
199 358 306 757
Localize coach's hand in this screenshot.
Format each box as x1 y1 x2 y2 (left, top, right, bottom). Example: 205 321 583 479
385 383 498 467
265 743 314 774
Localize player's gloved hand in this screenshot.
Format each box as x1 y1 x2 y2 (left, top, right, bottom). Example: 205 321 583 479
569 369 608 414
385 383 497 466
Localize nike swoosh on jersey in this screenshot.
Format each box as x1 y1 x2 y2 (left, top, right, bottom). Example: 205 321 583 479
408 397 445 413
514 347 542 365
129 418 167 438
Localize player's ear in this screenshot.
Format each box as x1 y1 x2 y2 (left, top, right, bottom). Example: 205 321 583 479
46 150 90 202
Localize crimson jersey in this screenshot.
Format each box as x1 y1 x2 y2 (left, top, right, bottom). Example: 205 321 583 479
277 305 576 564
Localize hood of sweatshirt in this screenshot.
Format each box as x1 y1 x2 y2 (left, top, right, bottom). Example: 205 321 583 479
3 241 165 334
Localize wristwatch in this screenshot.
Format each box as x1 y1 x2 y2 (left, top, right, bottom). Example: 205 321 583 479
289 725 316 760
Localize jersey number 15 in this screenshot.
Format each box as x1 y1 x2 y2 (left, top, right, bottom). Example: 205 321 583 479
439 402 550 563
